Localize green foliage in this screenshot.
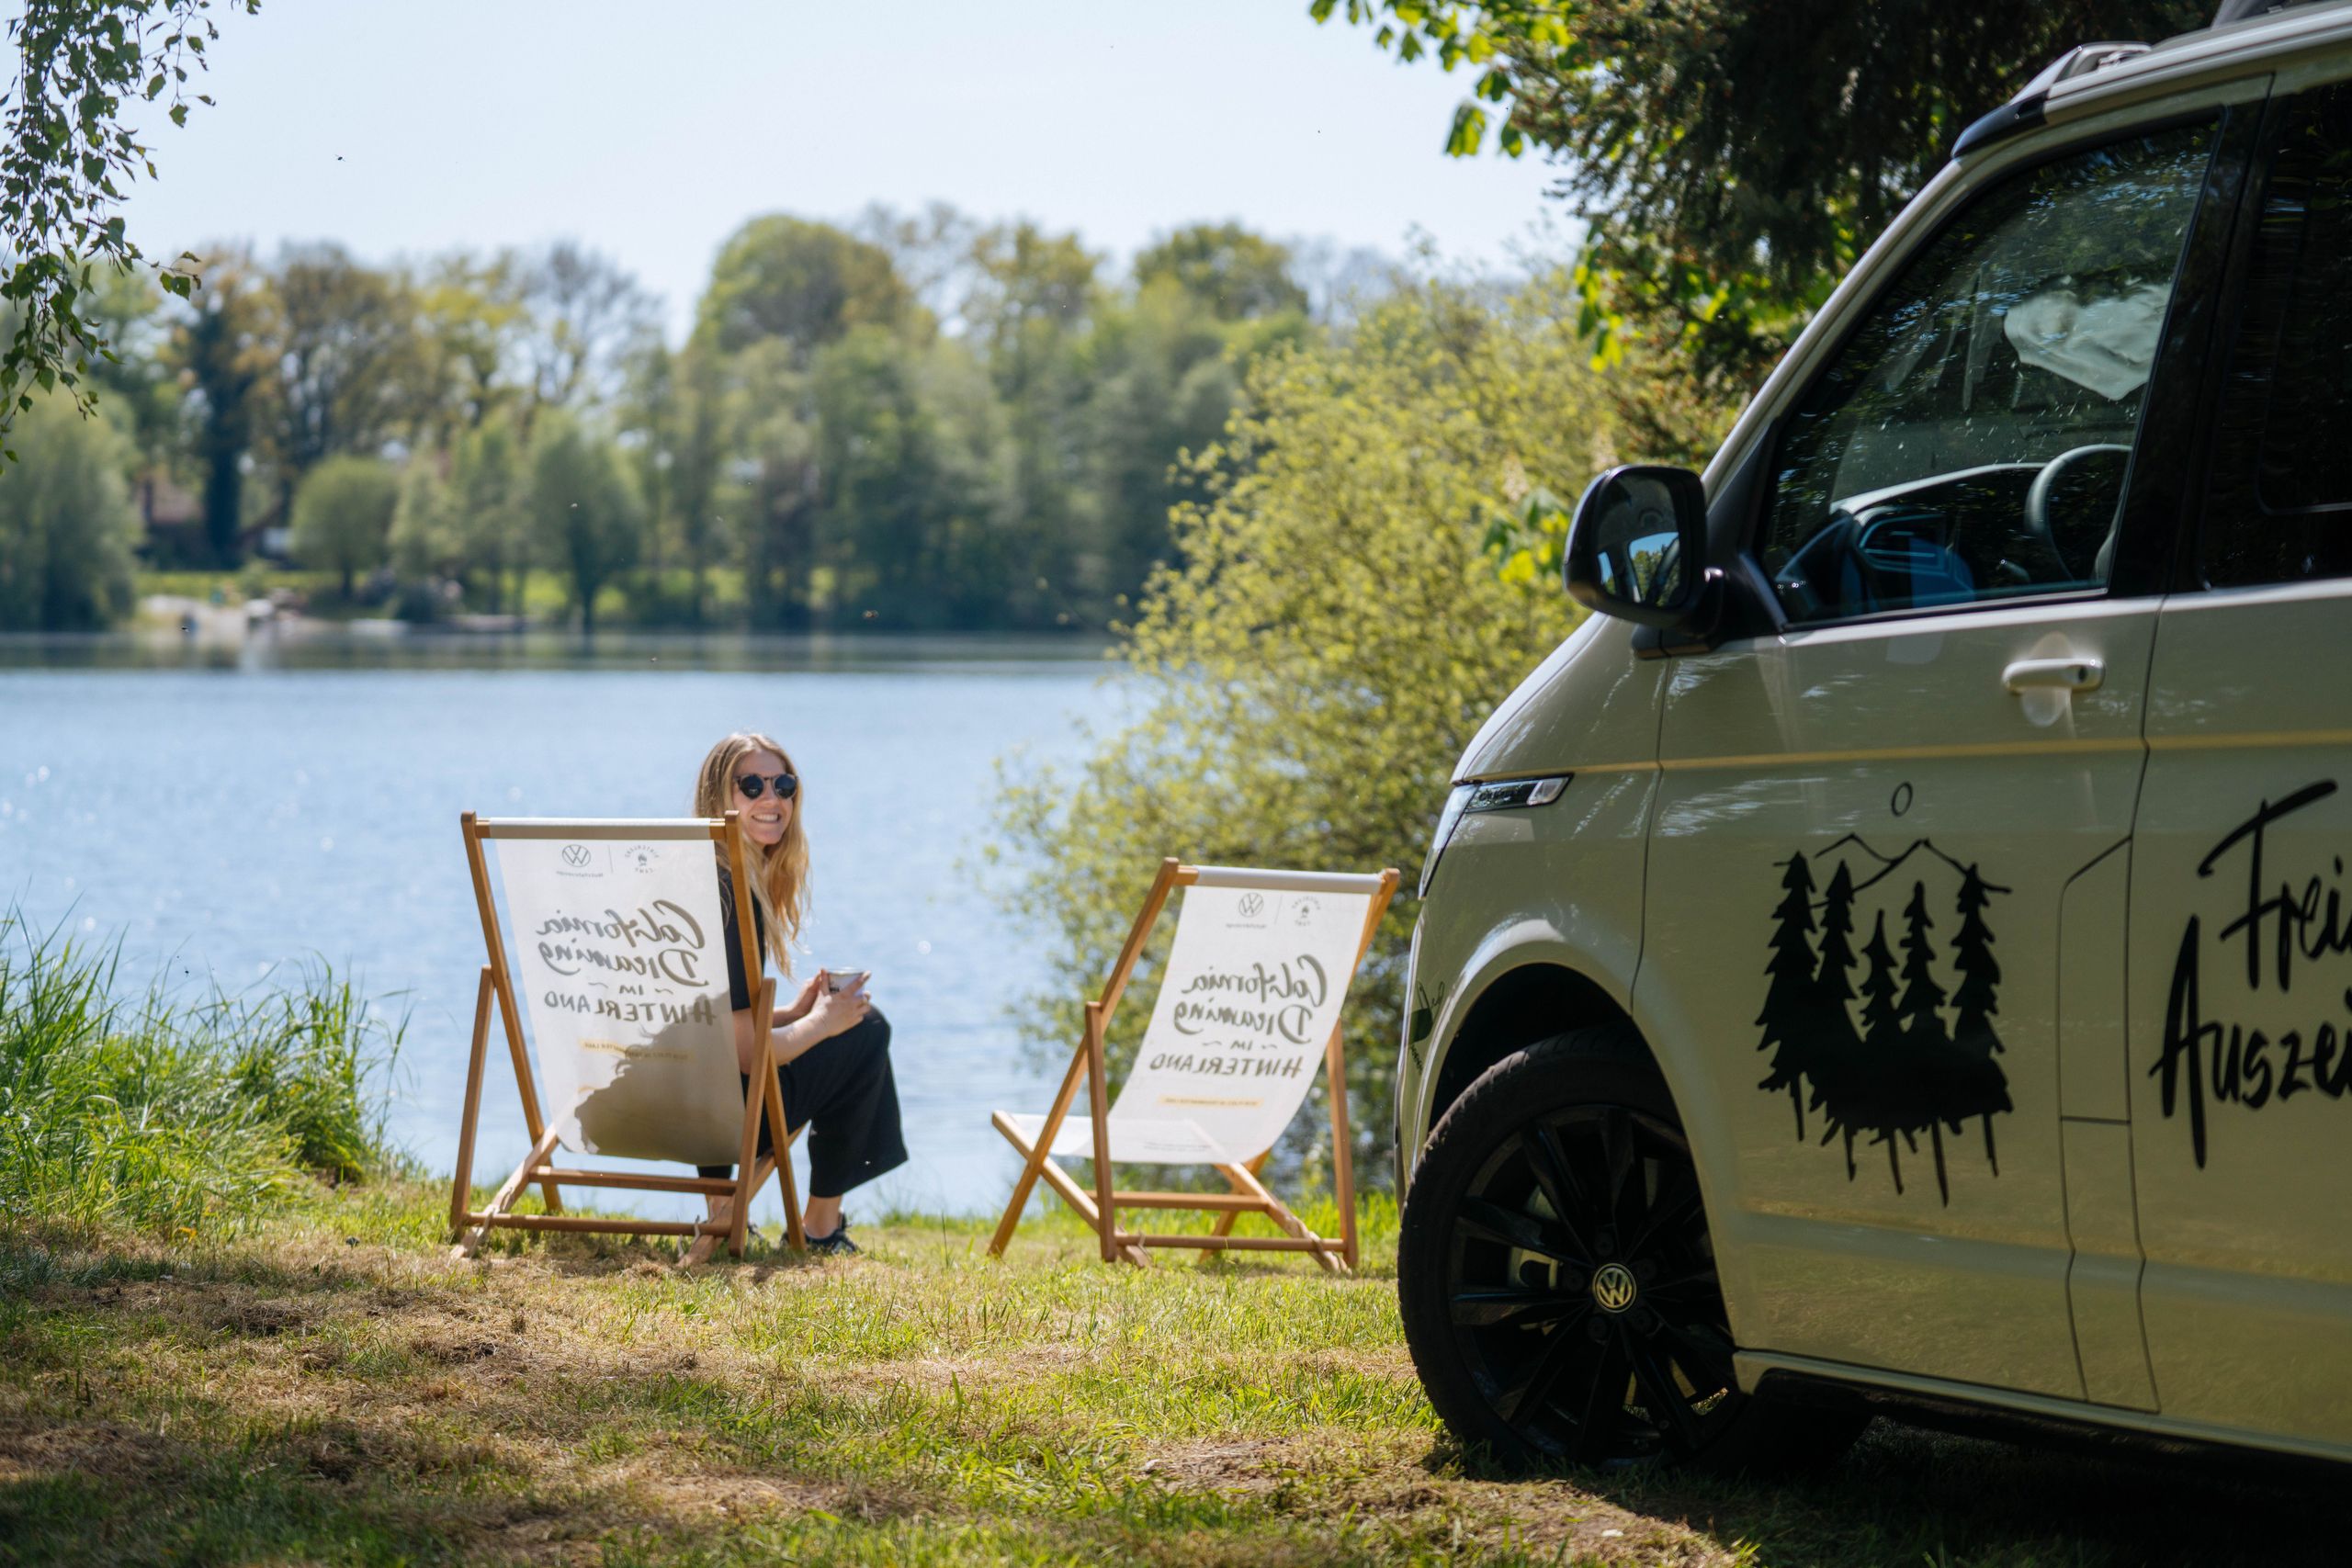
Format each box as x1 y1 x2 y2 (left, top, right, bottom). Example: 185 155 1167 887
1313 0 2209 385
696 216 914 361
0 0 255 454
0 393 141 629
995 276 1601 1177
265 243 424 491
448 412 528 613
387 447 458 585
527 411 641 633
1135 221 1311 321
0 911 397 1236
164 246 274 567
3 206 1348 631
287 454 397 600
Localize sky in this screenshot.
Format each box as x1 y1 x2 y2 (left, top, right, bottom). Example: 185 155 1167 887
109 1 1572 342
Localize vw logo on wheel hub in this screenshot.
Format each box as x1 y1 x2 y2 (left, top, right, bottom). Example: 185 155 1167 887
1590 1262 1639 1314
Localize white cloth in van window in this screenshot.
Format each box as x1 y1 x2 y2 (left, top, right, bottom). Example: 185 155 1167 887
2002 282 2168 400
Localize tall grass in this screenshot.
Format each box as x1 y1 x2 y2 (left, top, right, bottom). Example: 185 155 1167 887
0 910 401 1237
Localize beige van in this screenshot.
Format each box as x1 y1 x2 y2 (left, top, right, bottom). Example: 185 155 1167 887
1395 0 2352 1471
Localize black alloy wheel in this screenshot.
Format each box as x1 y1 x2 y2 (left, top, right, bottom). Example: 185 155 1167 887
1400 1030 1860 1472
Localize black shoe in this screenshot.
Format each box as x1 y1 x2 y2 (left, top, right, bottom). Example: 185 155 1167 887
804 1222 859 1256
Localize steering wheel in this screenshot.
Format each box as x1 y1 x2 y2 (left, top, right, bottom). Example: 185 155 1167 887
2023 444 2132 583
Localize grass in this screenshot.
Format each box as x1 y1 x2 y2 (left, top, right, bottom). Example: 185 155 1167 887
0 911 401 1236
3 930 2346 1564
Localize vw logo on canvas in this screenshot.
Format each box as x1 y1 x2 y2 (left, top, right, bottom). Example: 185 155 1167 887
560 843 593 869
1589 1262 1639 1314
1238 892 1266 918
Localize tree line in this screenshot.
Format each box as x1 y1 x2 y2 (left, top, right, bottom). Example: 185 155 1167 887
0 211 1386 632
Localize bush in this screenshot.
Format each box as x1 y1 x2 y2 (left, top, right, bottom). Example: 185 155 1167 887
0 395 141 630
993 275 1605 1181
288 456 400 602
0 912 401 1237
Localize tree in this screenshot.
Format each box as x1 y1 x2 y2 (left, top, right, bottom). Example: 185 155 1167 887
994 276 1603 1179
1755 852 1819 1139
166 244 275 565
718 338 820 628
696 216 912 362
519 242 657 424
266 243 423 513
527 412 640 634
0 394 141 628
1135 222 1309 321
288 454 397 601
388 448 459 587
0 0 254 450
412 250 528 445
810 324 947 623
1311 0 2208 392
447 412 526 614
967 221 1101 619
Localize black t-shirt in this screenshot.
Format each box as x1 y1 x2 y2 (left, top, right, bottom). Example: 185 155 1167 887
716 865 765 1013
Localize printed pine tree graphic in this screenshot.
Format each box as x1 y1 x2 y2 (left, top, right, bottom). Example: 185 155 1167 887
1753 833 2012 1201
1854 910 1908 1192
1949 863 2014 1173
1896 880 1957 1204
1756 852 1821 1139
1810 860 1865 1177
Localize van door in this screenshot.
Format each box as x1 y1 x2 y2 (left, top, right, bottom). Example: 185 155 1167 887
1641 117 2226 1398
2130 78 2352 1449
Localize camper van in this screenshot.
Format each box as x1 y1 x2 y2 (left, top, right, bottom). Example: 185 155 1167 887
1395 0 2352 1472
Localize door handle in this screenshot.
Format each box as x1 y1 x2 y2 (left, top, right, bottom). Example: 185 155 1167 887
2002 656 2104 694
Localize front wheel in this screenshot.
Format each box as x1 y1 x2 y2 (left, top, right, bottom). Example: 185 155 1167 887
1397 1029 1863 1472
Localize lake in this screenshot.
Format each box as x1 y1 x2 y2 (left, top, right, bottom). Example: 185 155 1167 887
0 626 1127 1226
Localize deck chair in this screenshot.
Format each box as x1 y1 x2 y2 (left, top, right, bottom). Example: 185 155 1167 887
988 859 1398 1271
448 812 804 1264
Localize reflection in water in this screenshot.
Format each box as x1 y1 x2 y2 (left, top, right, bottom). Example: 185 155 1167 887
0 626 1112 675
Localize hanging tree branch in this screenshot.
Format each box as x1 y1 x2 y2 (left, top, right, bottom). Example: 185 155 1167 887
0 0 255 457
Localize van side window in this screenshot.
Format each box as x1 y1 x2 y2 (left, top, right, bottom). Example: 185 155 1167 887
2203 84 2352 586
1758 122 2216 626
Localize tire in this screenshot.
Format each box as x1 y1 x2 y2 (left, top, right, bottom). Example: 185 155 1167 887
1397 1027 1866 1473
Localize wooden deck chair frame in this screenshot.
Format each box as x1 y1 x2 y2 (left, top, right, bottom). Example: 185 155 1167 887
448 811 805 1265
988 858 1398 1272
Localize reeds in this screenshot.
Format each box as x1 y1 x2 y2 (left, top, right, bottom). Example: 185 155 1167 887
0 909 401 1237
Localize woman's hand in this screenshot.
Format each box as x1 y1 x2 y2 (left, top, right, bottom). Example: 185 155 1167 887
775 973 823 1027
802 976 871 1043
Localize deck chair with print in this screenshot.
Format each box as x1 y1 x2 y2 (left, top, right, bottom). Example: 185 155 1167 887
449 812 804 1264
988 858 1398 1272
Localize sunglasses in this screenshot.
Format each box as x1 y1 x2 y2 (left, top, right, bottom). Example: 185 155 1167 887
734 771 798 802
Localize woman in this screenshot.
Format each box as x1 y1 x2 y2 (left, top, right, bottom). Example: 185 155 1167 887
693 731 906 1255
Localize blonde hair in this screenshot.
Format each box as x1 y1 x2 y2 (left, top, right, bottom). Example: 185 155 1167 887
694 731 807 974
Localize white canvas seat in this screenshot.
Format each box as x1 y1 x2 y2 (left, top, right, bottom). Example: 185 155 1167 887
448 813 804 1263
988 859 1398 1271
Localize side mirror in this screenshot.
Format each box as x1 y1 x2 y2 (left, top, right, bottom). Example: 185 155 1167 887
1564 464 1714 630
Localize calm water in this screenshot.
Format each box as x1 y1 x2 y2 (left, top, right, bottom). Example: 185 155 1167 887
0 627 1125 1224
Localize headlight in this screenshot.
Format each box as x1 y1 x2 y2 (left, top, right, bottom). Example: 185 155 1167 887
1418 775 1571 899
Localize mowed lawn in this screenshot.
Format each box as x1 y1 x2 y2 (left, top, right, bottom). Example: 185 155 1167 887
1 1187 2346 1568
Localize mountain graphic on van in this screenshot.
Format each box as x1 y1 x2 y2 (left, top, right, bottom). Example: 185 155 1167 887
1755 834 2013 1205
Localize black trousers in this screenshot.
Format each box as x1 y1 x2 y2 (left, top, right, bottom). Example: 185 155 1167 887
700 1010 907 1201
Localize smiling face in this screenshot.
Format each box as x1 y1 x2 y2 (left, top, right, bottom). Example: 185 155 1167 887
729 748 794 848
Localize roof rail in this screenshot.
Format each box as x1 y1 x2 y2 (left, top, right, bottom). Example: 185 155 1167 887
2211 0 2329 25
1951 42 2152 160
